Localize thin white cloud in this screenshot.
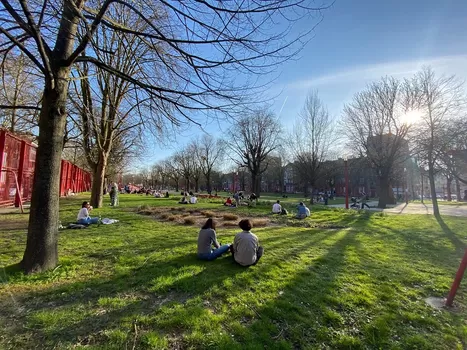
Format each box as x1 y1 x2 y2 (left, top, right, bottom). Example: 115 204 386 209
288 54 467 89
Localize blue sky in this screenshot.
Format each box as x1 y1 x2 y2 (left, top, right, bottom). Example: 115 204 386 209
138 0 467 168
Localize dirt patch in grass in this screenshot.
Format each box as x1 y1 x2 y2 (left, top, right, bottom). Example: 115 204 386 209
0 220 28 231
136 206 345 230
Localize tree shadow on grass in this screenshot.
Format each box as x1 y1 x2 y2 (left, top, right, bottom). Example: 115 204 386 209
373 217 466 270
217 230 368 349
435 215 466 252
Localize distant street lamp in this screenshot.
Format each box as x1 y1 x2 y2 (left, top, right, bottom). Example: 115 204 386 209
404 167 408 204
344 157 349 209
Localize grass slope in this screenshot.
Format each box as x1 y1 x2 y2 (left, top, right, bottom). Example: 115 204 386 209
0 194 466 349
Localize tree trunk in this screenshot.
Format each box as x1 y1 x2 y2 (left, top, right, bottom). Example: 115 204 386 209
206 172 211 194
446 176 452 201
251 173 258 194
194 178 199 192
456 179 461 202
428 164 440 216
255 175 261 197
22 72 69 273
378 175 391 209
91 154 108 208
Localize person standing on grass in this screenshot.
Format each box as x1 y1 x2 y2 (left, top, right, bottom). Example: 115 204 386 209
231 219 264 266
197 218 232 261
296 202 310 219
233 191 240 207
77 201 100 225
272 200 282 214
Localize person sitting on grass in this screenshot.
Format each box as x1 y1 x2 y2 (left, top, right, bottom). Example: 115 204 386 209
231 219 264 267
197 218 232 261
77 201 99 225
190 195 198 204
272 200 282 214
179 196 188 204
224 197 233 206
296 202 310 219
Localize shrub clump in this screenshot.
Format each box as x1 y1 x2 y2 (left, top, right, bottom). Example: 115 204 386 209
137 204 152 214
223 221 238 227
251 218 269 227
183 217 196 225
201 210 216 218
223 213 239 221
167 215 180 221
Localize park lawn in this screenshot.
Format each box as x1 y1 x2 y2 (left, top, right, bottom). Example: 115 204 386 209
0 194 466 349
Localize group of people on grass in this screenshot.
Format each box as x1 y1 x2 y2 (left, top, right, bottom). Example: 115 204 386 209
272 200 310 219
223 191 258 207
197 218 263 266
179 193 197 204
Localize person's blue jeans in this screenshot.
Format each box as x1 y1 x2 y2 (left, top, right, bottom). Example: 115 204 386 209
77 217 99 225
198 244 231 261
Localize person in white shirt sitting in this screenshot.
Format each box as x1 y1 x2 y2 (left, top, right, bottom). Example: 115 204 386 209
77 201 99 225
190 195 197 204
272 200 282 214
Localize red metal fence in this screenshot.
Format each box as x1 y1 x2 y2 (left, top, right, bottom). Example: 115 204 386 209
0 129 91 207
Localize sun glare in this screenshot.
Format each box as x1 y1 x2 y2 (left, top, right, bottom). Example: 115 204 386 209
401 110 423 125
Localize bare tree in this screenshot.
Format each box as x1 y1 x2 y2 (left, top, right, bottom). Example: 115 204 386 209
405 67 465 216
288 90 336 198
194 135 224 194
0 51 41 133
0 0 329 272
229 109 282 196
69 7 164 208
163 157 182 193
343 77 410 208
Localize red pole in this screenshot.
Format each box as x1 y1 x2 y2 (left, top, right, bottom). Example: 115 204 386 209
0 130 6 173
344 159 349 209
15 140 26 207
446 248 467 307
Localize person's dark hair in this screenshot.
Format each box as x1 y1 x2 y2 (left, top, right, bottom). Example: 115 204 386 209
82 201 89 208
239 219 252 231
276 200 280 203
202 218 217 230
299 202 304 206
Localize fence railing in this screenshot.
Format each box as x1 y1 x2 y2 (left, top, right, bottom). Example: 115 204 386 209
0 129 91 207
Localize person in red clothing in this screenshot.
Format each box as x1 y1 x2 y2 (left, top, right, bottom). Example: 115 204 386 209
224 197 233 206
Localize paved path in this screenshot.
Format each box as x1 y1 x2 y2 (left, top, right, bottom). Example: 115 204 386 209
329 201 467 217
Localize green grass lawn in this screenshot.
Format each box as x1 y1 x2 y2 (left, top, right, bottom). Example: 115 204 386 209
1 194 466 349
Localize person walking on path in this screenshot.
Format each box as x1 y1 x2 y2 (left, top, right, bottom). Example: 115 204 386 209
360 192 370 209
